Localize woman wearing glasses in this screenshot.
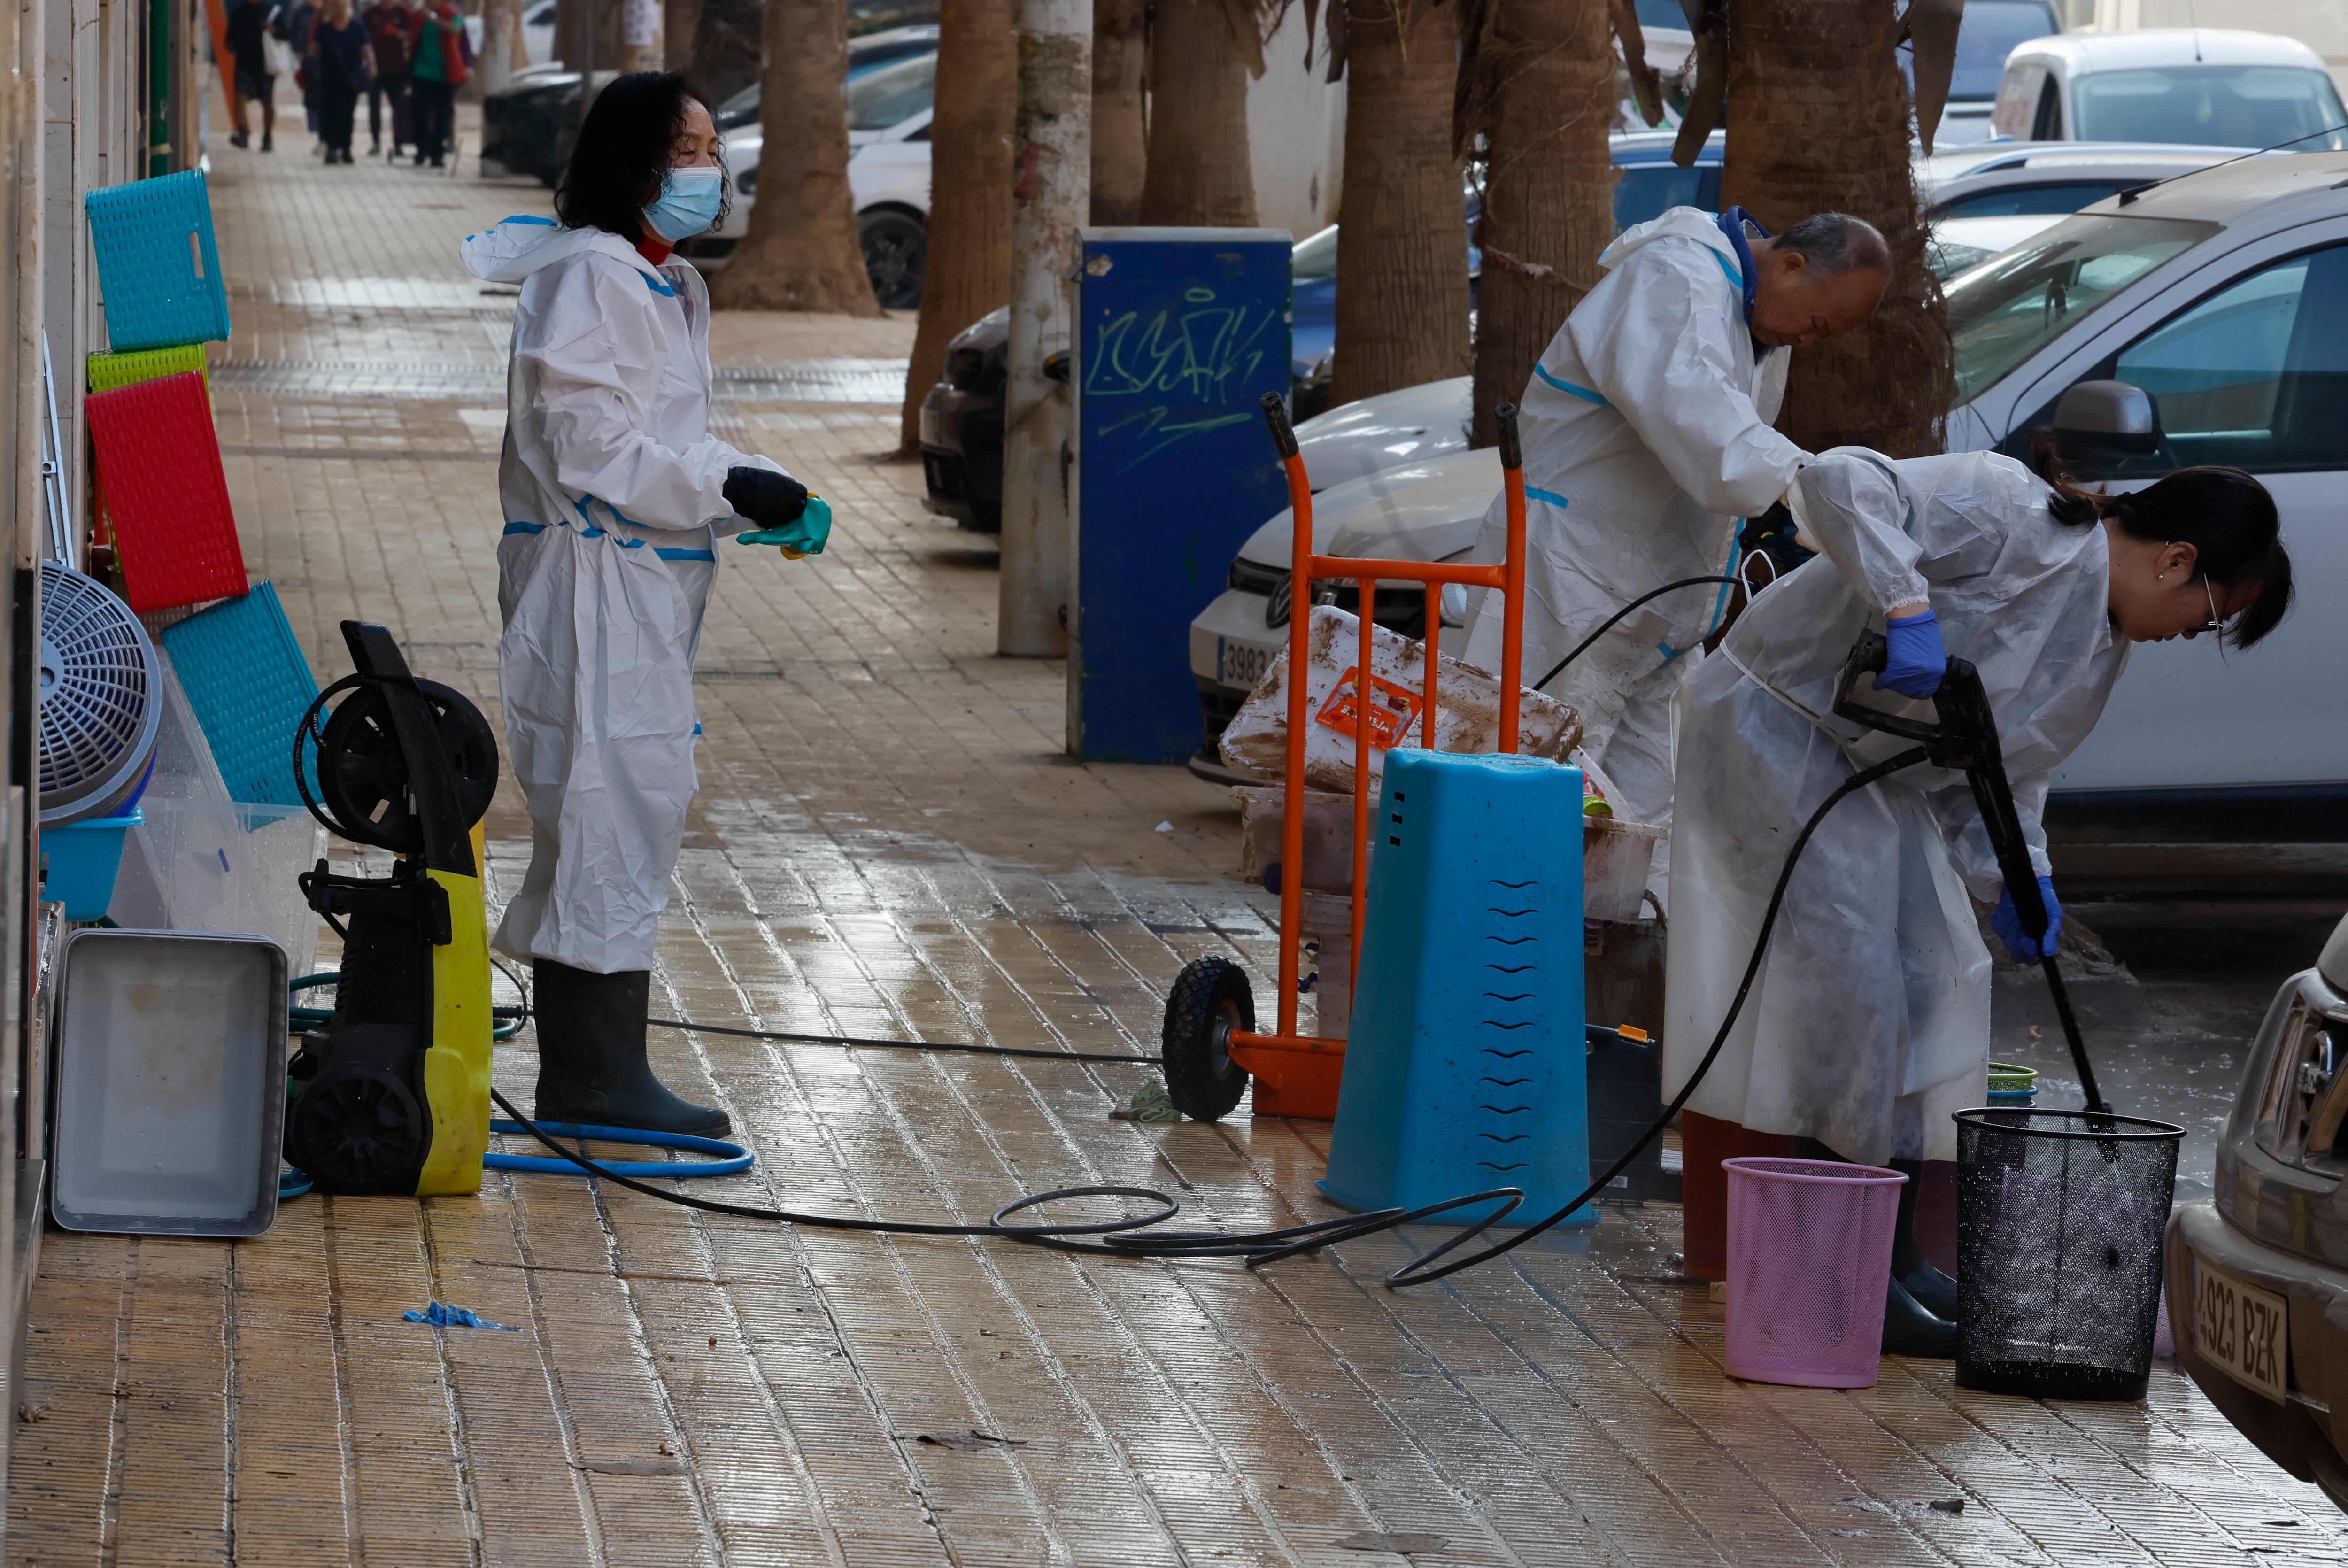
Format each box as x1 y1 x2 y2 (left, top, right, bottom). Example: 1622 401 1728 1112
1662 440 2293 1356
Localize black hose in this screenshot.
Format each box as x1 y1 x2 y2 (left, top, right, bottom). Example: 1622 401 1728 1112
1380 744 1931 1287
1531 576 1742 693
646 1017 1151 1066
493 747 1926 1280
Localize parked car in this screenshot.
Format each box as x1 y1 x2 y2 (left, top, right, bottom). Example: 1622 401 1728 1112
708 25 941 131
483 31 937 191
1993 30 2348 151
1192 152 2348 889
1921 143 2248 276
1902 0 2061 147
479 66 615 186
684 52 936 307
2166 913 2348 1506
522 0 554 68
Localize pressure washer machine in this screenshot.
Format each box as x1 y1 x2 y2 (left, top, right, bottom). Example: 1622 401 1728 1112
284 622 501 1197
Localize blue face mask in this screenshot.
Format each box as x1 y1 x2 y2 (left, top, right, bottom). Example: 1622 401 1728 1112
642 167 724 243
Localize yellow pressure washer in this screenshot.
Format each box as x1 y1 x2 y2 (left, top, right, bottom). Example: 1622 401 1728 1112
285 622 501 1196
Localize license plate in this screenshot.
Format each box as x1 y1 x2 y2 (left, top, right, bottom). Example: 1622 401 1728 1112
1218 637 1272 690
2195 1258 2289 1402
919 404 940 446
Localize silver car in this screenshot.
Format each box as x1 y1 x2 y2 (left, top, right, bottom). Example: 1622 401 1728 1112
2166 915 2348 1505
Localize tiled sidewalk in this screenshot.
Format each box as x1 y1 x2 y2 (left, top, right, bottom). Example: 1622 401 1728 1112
8 114 2341 1567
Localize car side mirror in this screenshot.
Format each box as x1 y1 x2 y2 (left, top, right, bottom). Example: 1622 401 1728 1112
2053 379 2161 454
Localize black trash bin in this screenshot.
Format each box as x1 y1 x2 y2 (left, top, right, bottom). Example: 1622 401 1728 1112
1954 1107 2185 1401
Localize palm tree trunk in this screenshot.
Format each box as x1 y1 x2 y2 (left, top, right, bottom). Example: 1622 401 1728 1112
1329 0 1469 408
1463 0 1615 447
899 0 1017 450
710 0 884 315
1090 0 1146 223
1138 0 1257 225
1720 0 1949 456
686 0 764 111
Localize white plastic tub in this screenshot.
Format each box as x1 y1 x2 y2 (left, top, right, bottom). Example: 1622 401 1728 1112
50 929 289 1237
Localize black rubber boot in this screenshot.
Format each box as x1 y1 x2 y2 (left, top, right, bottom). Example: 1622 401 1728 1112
1888 1156 1959 1321
1882 1275 1960 1359
532 959 730 1136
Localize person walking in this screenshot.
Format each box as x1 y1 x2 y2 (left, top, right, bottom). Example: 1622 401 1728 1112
459 73 829 1135
309 0 375 163
1457 207 1890 907
359 0 414 156
1664 442 2292 1353
224 0 278 150
408 0 465 167
278 0 322 139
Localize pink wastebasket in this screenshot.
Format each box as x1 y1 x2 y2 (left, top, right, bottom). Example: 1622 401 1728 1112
1723 1157 1908 1388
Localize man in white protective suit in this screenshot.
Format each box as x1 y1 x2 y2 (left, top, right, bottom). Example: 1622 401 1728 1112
1459 207 1890 904
462 74 830 1135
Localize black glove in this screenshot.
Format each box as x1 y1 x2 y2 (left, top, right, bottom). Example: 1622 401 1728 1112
723 466 809 529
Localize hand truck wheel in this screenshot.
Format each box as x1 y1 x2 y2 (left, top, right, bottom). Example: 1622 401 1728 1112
1161 956 1254 1121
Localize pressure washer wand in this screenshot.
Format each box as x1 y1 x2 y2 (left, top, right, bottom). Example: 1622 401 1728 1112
1830 633 2110 1114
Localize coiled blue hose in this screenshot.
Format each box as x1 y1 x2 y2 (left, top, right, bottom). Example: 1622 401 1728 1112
486 1120 754 1179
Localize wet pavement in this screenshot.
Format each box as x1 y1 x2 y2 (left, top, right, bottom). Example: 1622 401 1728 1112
11 108 2348 1567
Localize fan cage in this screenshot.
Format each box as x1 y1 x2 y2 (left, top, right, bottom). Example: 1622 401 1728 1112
38 564 161 825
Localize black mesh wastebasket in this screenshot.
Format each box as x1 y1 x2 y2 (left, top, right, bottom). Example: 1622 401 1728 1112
1954 1107 2185 1401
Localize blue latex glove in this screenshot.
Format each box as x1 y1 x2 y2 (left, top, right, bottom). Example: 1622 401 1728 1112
735 493 833 558
1992 874 2063 963
1874 607 1946 698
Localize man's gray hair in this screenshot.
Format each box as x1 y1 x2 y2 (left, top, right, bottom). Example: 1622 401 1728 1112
1777 212 1891 277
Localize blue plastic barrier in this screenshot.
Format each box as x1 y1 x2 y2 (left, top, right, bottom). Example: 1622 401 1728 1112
1320 749 1593 1226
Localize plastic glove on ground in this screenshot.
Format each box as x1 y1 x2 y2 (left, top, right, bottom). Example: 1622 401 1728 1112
1874 607 1947 699
735 494 832 558
1992 874 2063 963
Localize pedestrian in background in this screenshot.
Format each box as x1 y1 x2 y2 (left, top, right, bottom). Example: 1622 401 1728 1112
359 0 414 156
275 0 321 139
408 0 466 168
224 0 277 150
309 0 375 163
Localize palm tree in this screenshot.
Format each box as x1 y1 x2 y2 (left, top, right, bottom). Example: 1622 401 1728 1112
1456 0 1620 446
683 0 764 113
898 0 1017 451
1328 0 1470 407
1138 0 1264 224
710 0 883 315
1718 0 1950 456
1091 0 1147 223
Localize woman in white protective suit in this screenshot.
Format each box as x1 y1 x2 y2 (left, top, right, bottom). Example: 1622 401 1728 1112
461 73 829 1135
1665 440 2292 1354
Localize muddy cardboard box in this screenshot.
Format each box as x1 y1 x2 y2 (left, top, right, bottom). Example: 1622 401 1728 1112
1217 605 1583 794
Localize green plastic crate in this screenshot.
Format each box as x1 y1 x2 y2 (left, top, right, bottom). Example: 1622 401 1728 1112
87 344 210 397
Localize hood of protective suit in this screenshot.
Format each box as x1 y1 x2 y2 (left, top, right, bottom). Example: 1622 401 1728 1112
461 215 666 288
1596 206 1741 277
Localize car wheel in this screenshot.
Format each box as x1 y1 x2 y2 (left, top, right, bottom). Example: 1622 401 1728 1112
860 209 927 310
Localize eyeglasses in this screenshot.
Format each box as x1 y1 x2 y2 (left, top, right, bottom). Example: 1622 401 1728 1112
2194 573 2236 637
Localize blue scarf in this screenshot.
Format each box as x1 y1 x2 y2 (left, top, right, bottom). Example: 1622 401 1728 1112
1715 206 1771 348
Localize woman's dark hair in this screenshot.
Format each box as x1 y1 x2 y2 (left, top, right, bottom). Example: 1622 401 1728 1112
554 71 727 239
2031 432 2293 649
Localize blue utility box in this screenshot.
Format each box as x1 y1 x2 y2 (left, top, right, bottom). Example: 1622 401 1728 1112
1073 227 1291 763
1320 749 1594 1227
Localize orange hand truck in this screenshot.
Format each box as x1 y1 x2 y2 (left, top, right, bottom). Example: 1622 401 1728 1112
1159 393 1530 1121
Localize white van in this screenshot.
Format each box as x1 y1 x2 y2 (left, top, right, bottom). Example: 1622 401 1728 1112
1992 29 2348 149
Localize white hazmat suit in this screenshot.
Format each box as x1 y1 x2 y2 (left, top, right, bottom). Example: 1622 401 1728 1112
1460 207 1806 879
460 215 788 974
1663 449 2128 1166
